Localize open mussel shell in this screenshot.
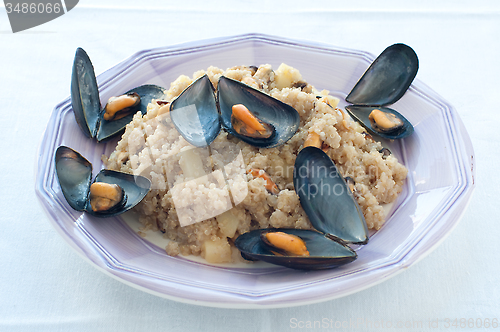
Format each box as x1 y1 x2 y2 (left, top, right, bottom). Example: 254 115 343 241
170 75 220 147
235 147 368 270
293 147 369 245
71 47 166 142
96 84 166 142
345 105 413 140
346 43 418 106
218 76 300 148
88 170 151 217
234 229 357 270
71 47 100 139
54 146 151 217
55 146 93 211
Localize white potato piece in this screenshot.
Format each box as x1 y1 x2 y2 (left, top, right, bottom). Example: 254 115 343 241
216 209 239 238
274 63 302 89
323 95 340 109
202 237 232 263
179 147 206 179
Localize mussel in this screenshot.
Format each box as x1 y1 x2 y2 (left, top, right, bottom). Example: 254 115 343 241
235 147 369 270
169 75 220 147
345 105 414 140
344 43 418 139
218 76 300 148
248 169 280 195
231 104 274 139
102 92 141 121
261 231 310 256
71 48 166 142
55 146 151 217
88 182 126 213
169 74 300 148
235 229 357 270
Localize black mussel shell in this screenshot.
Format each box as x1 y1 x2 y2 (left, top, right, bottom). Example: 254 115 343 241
54 146 151 217
170 75 220 147
379 147 391 159
346 43 418 106
87 169 150 217
96 84 166 142
71 47 100 139
234 229 356 270
293 147 368 244
71 47 166 142
217 76 300 148
55 146 93 211
345 105 414 140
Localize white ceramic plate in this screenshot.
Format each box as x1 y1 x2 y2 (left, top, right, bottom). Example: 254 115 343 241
35 34 475 308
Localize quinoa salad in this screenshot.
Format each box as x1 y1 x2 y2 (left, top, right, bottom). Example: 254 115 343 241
102 63 408 264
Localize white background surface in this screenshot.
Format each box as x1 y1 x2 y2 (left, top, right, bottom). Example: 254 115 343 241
1 1 498 331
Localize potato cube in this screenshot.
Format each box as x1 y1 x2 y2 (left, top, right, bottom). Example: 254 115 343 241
274 63 302 89
179 147 206 179
216 209 239 238
202 237 232 263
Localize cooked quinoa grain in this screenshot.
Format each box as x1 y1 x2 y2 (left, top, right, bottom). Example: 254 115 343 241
103 64 408 264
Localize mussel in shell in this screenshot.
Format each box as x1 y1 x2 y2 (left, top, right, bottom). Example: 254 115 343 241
218 76 300 148
230 104 274 139
344 43 417 139
260 231 310 256
71 48 166 142
102 92 141 121
169 74 300 148
88 182 126 213
235 229 357 270
235 147 368 270
345 105 414 140
55 146 151 217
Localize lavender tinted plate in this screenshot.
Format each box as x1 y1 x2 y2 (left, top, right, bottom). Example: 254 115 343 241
35 34 475 308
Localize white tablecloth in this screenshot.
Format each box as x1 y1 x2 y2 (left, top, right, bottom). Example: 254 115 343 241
1 1 498 331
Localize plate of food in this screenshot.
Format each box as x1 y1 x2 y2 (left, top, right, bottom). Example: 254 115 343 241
35 33 475 308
